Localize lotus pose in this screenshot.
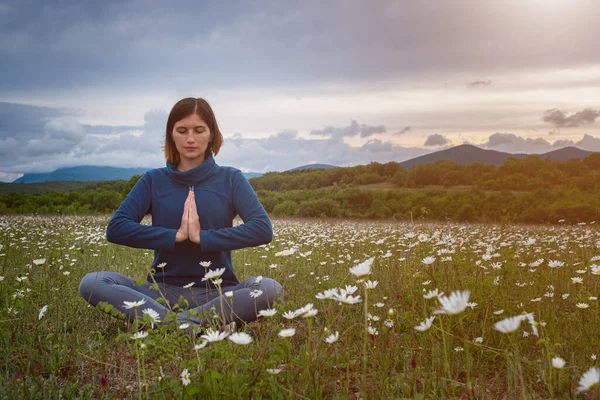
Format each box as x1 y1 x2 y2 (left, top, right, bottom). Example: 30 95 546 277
79 97 283 333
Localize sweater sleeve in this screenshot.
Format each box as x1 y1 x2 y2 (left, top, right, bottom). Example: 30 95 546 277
199 170 273 252
106 173 178 251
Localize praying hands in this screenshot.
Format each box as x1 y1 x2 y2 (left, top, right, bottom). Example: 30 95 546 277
175 188 201 244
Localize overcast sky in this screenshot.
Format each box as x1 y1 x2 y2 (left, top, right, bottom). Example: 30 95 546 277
1 0 600 181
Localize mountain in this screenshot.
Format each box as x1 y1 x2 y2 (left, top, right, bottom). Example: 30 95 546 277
244 172 264 180
288 163 337 172
12 166 264 183
13 166 152 183
399 144 592 169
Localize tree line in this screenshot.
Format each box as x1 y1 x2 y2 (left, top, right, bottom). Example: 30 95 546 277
251 153 600 192
1 154 600 224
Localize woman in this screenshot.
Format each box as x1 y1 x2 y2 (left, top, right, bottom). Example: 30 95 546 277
79 97 283 334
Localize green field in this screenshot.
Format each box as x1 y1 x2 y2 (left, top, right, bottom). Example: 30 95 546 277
1 215 600 398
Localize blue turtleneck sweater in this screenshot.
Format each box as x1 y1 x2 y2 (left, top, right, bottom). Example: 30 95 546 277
105 154 273 287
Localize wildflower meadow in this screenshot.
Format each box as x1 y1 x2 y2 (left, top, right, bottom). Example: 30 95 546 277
2 215 600 398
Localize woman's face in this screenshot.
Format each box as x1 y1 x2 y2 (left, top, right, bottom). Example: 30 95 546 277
172 113 212 164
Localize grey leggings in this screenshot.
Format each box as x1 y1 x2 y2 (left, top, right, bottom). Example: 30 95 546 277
79 271 284 332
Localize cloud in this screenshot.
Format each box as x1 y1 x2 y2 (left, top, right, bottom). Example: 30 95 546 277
82 124 145 135
361 139 394 153
486 132 522 146
0 102 65 140
542 108 600 128
44 117 86 142
310 120 386 139
216 130 429 173
394 126 411 135
0 102 160 177
482 132 589 153
574 134 600 151
467 80 492 88
552 139 575 148
6 1 598 93
424 134 451 147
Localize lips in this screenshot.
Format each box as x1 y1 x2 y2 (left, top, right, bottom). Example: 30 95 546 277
184 147 197 151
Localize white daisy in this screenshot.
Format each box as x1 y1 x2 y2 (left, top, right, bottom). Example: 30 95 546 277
228 332 253 345
278 328 296 338
202 268 226 281
325 331 339 344
194 341 208 350
131 331 149 340
494 315 524 333
266 368 282 375
414 316 435 332
422 256 436 265
364 280 378 289
433 290 470 315
181 368 191 386
38 305 48 320
282 311 298 319
201 329 230 343
258 309 277 317
577 367 600 393
552 357 566 369
142 308 161 325
349 257 374 278
122 299 147 309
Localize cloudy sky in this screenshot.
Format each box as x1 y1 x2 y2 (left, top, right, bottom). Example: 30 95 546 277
1 0 600 182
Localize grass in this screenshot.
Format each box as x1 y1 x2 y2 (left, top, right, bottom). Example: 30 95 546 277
1 215 600 398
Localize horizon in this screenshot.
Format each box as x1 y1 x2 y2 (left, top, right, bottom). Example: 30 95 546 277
1 1 600 181
6 143 593 183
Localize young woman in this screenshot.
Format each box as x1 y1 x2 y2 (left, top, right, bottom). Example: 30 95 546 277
79 97 283 334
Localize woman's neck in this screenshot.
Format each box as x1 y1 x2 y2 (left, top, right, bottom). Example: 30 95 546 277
177 156 205 172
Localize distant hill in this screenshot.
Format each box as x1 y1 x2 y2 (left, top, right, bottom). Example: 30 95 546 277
244 172 264 180
12 165 264 184
399 144 592 169
13 166 151 183
288 163 337 172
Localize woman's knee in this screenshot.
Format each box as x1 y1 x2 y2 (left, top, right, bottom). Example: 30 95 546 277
261 278 284 301
79 271 113 301
79 272 98 301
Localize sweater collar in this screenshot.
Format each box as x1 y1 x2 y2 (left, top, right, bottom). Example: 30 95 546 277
166 153 217 186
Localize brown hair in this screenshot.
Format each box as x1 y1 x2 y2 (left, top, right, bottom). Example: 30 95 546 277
163 97 224 165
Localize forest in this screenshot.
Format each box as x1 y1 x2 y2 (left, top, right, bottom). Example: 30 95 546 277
2 154 600 224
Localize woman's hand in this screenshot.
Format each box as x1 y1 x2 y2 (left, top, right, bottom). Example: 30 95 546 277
175 190 201 244
175 191 193 243
188 191 201 244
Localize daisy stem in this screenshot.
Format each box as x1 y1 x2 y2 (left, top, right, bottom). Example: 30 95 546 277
438 317 452 396
195 349 201 375
135 344 142 400
141 346 146 398
306 317 313 390
510 334 527 398
458 316 472 398
362 285 368 397
216 283 226 327
144 265 172 312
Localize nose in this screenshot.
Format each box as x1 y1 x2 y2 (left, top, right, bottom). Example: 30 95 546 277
185 132 196 143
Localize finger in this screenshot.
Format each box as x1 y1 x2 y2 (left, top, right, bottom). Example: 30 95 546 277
190 194 197 214
182 197 190 221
